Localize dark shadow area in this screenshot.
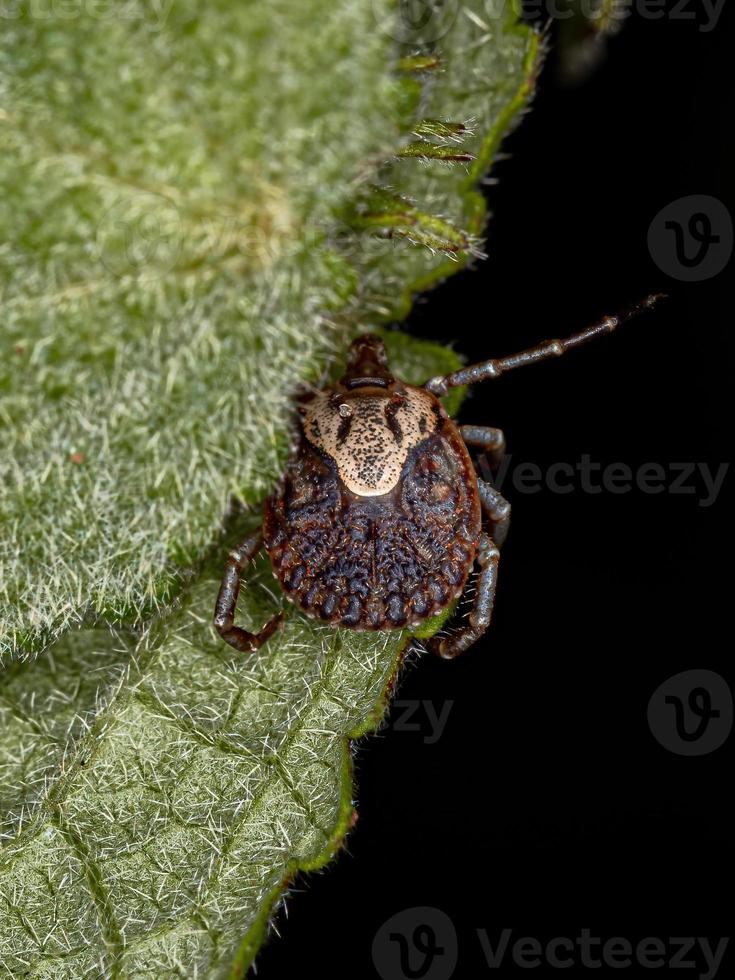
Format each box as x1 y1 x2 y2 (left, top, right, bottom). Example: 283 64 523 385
252 8 733 978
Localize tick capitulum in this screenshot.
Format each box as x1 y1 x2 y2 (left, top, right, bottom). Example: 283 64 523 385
214 293 665 659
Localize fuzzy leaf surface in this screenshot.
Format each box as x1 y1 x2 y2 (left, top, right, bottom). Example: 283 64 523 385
0 336 462 978
0 0 541 974
0 0 539 661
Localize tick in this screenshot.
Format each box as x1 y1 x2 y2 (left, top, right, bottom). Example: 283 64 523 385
215 294 664 659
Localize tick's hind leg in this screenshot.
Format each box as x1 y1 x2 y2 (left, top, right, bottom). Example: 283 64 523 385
427 534 500 659
214 530 284 652
478 477 511 548
427 476 509 658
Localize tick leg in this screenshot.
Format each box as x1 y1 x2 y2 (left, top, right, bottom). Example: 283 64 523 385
424 293 666 395
460 424 506 468
214 530 284 653
478 478 511 548
428 534 500 660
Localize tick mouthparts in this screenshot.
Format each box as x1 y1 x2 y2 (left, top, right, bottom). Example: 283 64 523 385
342 334 394 388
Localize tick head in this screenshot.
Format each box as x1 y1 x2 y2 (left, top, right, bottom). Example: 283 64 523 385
342 334 394 390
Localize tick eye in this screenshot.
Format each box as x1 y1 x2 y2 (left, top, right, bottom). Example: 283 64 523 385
338 404 352 418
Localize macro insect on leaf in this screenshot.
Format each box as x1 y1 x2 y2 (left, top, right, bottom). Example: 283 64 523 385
215 294 665 659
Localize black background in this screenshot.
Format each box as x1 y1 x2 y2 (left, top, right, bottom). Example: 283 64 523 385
252 7 732 978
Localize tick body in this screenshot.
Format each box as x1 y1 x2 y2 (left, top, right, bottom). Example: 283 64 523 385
215 294 664 659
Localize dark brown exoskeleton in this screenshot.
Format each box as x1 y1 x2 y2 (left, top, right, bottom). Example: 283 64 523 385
215 294 664 658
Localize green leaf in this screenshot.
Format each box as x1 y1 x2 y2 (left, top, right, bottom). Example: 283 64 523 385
0 334 460 978
353 0 541 318
0 0 541 973
0 0 405 660
0 0 540 662
1 554 408 976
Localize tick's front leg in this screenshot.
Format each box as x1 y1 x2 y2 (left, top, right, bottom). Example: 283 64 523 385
428 533 500 660
459 424 506 469
424 293 665 395
214 530 284 652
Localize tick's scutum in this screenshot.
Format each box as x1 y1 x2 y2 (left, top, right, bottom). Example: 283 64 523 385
264 336 481 630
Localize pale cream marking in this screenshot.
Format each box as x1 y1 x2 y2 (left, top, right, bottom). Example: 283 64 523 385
303 387 439 496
